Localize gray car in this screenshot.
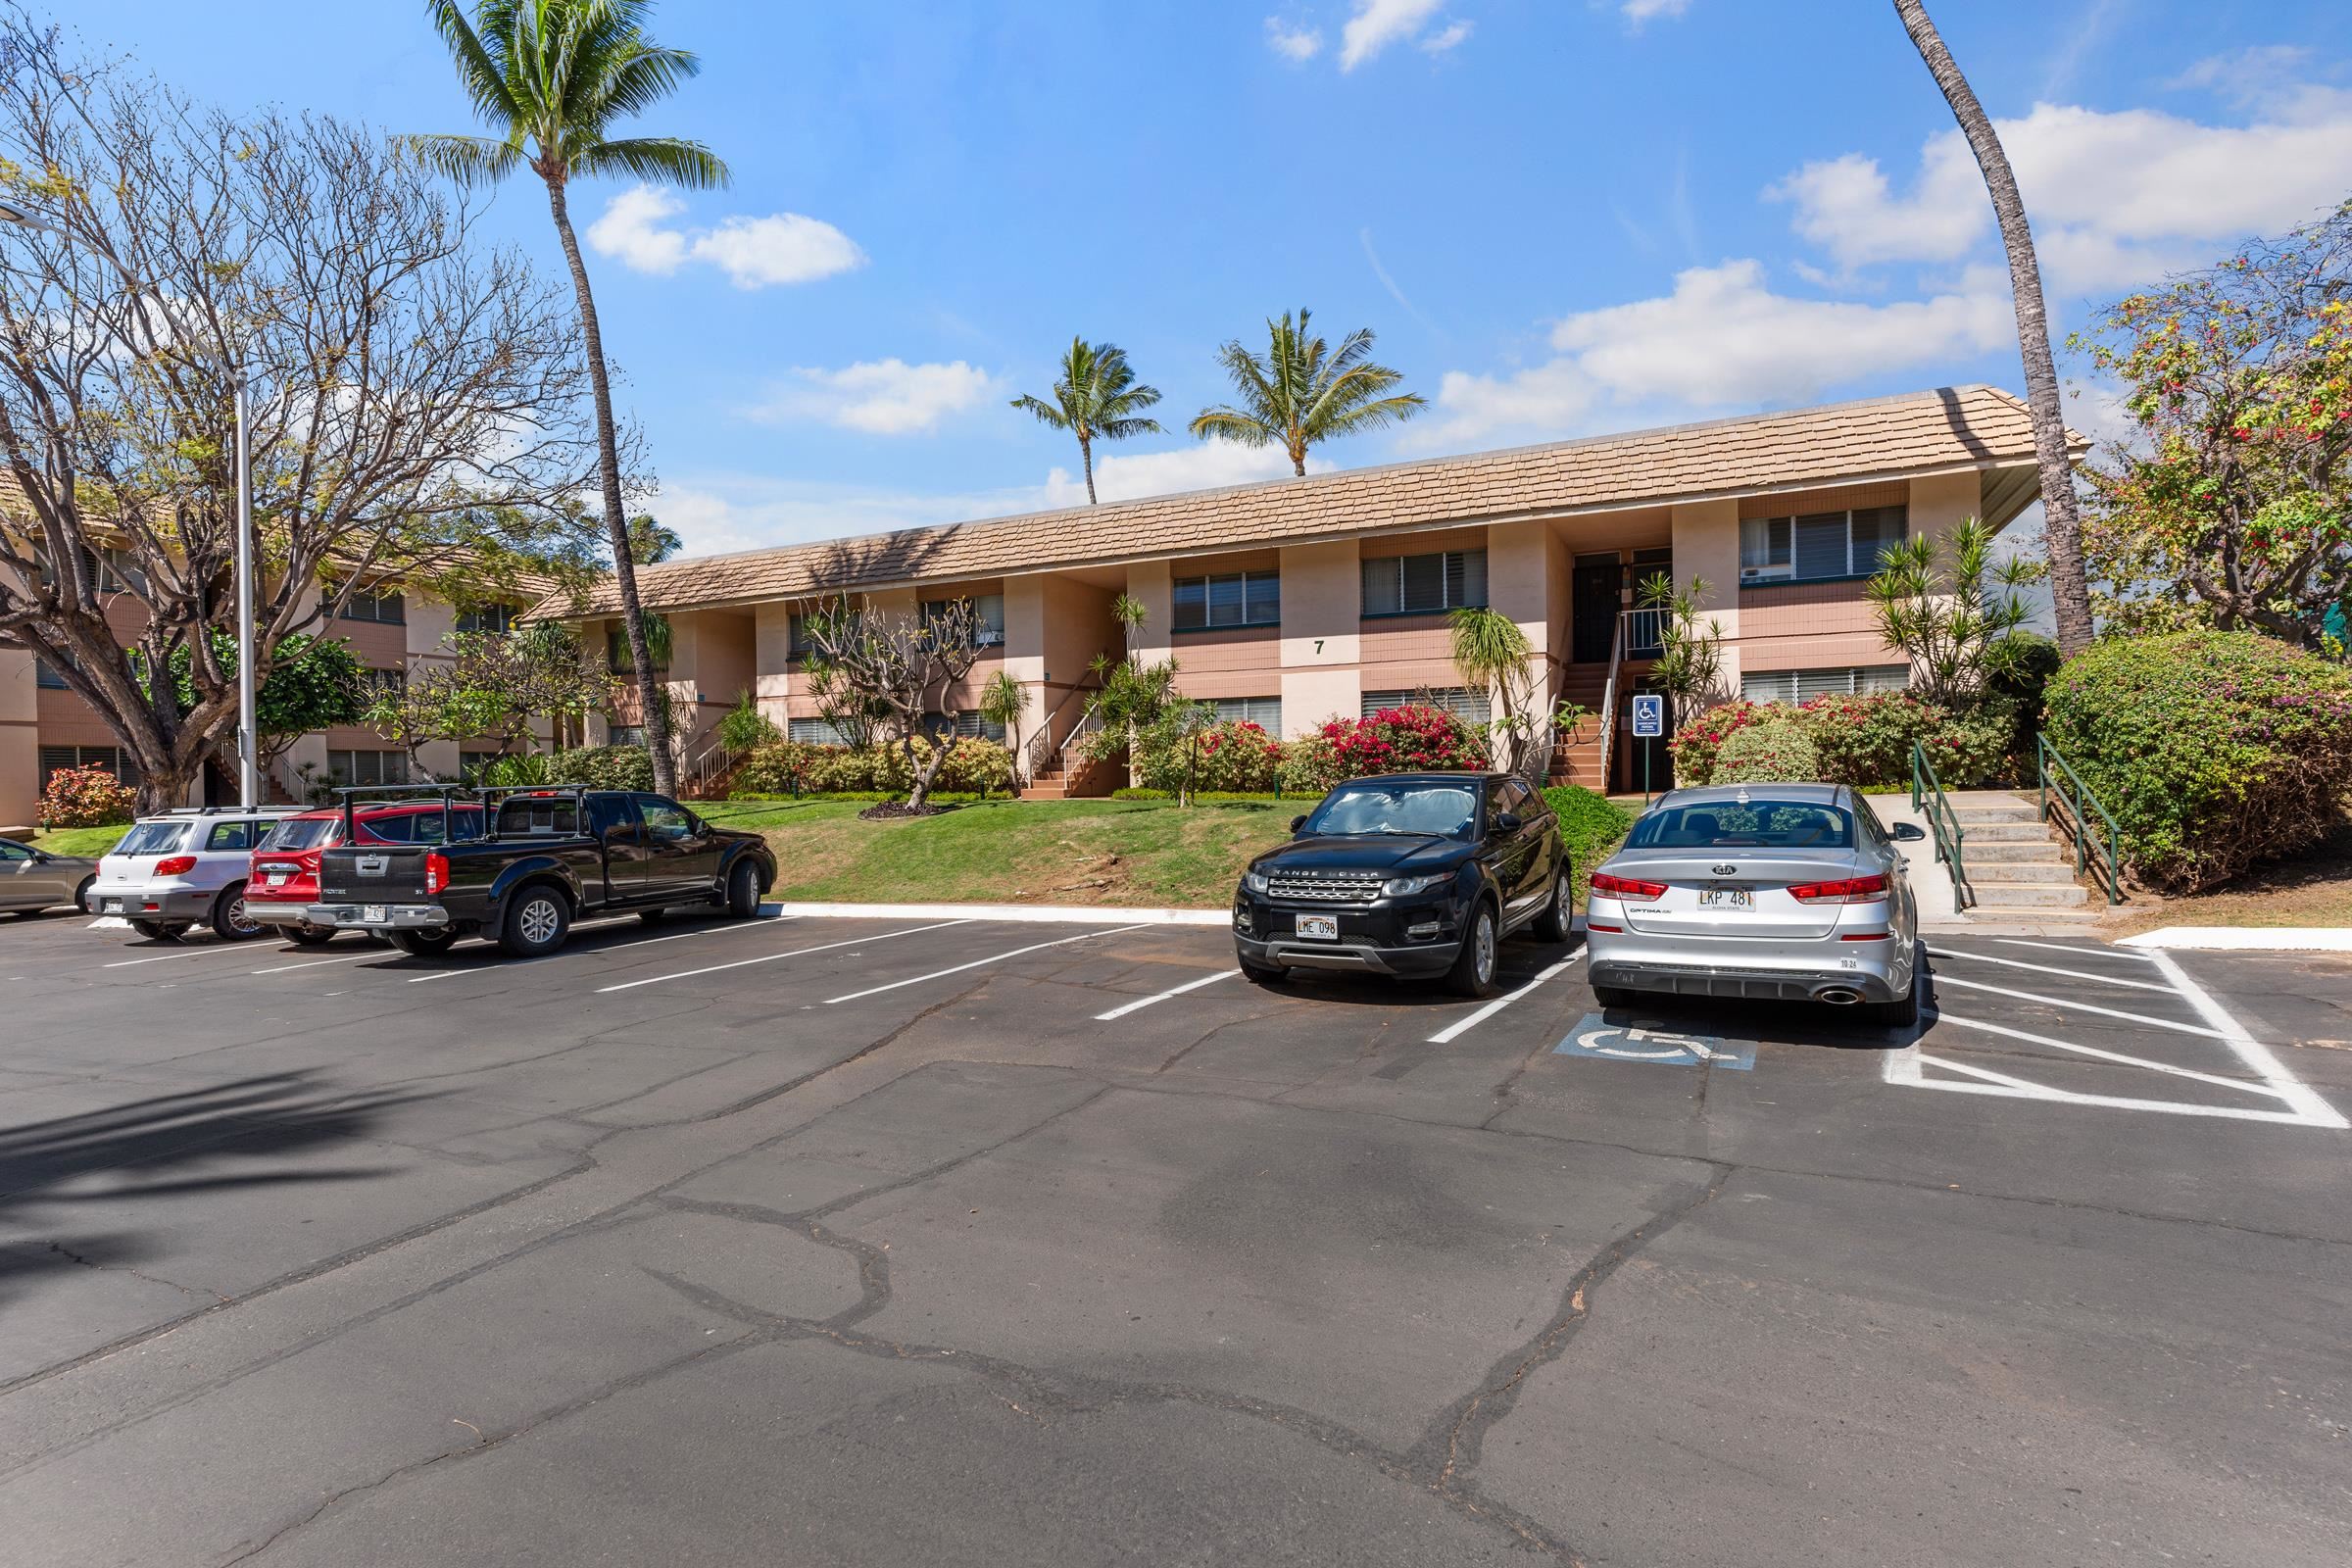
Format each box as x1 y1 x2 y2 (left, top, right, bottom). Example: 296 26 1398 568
1584 783 1926 1027
0 837 99 915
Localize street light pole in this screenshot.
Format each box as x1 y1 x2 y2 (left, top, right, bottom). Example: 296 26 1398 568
1 200 260 807
234 373 257 808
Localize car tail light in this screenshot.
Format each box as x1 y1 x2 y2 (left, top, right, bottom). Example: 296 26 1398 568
1585 921 1624 934
1838 931 1891 941
425 852 450 895
1590 872 1667 901
153 855 197 876
1788 873 1888 905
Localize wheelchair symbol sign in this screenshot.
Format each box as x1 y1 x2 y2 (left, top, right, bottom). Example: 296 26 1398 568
1552 1015 1756 1070
1631 694 1665 738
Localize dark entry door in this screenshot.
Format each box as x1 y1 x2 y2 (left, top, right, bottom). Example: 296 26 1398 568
1571 556 1622 663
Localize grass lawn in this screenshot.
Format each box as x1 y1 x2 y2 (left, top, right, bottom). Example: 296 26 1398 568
690 797 1296 907
29 823 131 857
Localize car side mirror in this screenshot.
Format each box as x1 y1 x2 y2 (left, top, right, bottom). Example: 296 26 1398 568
1494 811 1523 834
1890 822 1927 842
1289 814 1309 834
31 851 51 862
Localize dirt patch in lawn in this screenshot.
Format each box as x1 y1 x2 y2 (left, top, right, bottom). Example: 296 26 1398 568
2104 813 2352 935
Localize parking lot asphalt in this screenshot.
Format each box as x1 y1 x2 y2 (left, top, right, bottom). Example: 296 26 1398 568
0 905 2347 1566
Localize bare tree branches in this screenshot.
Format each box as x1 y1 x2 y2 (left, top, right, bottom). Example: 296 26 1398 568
802 596 982 812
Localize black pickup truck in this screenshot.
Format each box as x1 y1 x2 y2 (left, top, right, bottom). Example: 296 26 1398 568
310 786 776 957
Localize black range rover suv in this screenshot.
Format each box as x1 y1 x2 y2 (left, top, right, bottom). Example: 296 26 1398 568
1233 771 1572 998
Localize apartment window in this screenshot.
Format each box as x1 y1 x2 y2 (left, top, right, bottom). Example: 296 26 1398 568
788 608 858 661
1740 665 1910 704
919 593 1006 648
460 750 505 780
1362 549 1487 615
337 589 406 624
787 718 846 746
37 745 132 790
1740 507 1907 585
1361 687 1492 723
36 546 138 594
924 711 1007 743
1202 696 1282 731
1173 570 1280 630
34 658 68 690
326 749 408 786
455 604 515 636
361 666 407 700
607 725 648 747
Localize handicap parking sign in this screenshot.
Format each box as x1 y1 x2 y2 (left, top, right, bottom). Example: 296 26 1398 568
1631 694 1664 738
1552 1015 1756 1070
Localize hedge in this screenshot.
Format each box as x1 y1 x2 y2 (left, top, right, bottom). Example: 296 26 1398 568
1672 693 2011 790
551 744 656 792
39 764 136 829
728 737 1014 799
2042 630 2352 892
1135 718 1285 794
1543 784 1634 875
1713 718 1823 784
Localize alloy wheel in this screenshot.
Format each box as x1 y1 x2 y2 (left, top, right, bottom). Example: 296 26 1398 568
518 898 562 947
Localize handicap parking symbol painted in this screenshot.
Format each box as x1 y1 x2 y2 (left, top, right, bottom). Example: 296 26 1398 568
1552 1014 1757 1070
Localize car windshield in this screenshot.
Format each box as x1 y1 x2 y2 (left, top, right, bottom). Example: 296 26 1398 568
1301 780 1480 839
260 817 340 852
1625 800 1852 850
115 820 190 857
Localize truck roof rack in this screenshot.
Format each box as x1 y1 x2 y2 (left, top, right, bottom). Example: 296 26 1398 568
328 782 603 845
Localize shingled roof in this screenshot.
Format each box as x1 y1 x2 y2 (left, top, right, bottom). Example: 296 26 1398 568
556 384 2069 618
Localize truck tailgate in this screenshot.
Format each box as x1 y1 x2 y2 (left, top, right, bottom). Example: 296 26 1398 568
319 845 434 903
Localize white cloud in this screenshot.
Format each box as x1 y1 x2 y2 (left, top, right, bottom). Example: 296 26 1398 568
1418 259 2011 448
1340 0 1446 71
753 359 998 436
585 184 865 290
1620 0 1692 25
584 185 689 273
1043 441 1330 508
1419 20 1473 55
2165 45 2312 109
1767 87 2352 291
1263 18 1323 62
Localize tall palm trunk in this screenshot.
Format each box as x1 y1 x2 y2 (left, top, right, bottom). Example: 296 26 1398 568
544 175 677 795
1079 431 1097 504
1893 0 2093 658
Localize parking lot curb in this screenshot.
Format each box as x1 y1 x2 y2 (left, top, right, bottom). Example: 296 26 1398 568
767 900 1231 927
2119 926 2352 952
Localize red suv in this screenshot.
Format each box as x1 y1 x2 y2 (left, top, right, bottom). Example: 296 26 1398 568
247 803 485 944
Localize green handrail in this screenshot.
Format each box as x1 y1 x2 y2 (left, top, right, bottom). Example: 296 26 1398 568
2037 736 2125 905
1910 740 1970 913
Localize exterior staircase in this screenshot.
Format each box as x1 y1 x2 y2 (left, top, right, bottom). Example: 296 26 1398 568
1548 662 1639 790
1020 751 1122 801
1943 790 2100 920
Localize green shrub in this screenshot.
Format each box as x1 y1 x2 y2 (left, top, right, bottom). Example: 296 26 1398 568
1543 785 1634 869
551 744 654 792
1288 704 1489 793
1712 717 1823 784
1111 788 1291 804
1799 692 1942 787
1136 718 1286 794
2042 630 2352 891
729 737 1011 799
1666 700 1768 786
39 764 136 829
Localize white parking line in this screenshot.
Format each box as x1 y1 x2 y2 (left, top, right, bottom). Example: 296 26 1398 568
249 951 382 976
1426 954 1584 1045
1929 1010 2298 1099
823 924 1147 1005
1933 973 2229 1040
1994 938 2156 963
598 920 968 994
2144 950 2348 1129
1886 1045 2324 1125
1929 947 2178 994
1093 967 1236 1021
404 915 790 981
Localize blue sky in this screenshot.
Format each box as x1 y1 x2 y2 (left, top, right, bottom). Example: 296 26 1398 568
83 0 2352 558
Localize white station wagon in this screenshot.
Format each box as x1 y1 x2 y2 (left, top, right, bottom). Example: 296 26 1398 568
89 807 304 942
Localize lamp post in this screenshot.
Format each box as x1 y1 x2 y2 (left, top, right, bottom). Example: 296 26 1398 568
0 200 260 808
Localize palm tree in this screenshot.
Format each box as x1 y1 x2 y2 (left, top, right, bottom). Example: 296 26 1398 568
410 0 729 795
625 513 682 564
977 669 1026 794
1009 338 1165 504
1190 308 1426 476
1891 0 2092 659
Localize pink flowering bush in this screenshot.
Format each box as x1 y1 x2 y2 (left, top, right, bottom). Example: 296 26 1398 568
1291 704 1490 792
1139 719 1285 794
39 764 135 828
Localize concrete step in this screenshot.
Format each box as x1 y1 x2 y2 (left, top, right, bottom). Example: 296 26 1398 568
1958 838 2071 863
1950 805 2039 825
1955 859 2080 883
1957 905 2107 924
1966 880 2089 907
1953 821 2052 843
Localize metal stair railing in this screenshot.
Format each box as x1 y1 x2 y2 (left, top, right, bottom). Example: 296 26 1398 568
1594 612 1628 792
2036 735 2125 905
1911 739 1972 913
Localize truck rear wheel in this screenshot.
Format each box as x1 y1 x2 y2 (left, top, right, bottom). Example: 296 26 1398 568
390 929 457 957
499 886 570 957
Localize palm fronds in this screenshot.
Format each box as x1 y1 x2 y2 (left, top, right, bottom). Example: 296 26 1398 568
1189 308 1425 473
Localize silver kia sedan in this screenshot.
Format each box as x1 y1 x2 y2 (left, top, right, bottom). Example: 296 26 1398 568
1584 783 1926 1026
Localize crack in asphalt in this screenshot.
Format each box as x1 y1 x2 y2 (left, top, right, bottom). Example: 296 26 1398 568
1411 1163 1736 1495
36 1240 227 1303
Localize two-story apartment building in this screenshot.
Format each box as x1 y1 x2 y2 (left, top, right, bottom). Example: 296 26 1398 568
558 385 2071 795
0 579 535 834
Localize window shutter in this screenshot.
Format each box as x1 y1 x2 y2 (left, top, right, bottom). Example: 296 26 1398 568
1453 550 1489 608
1792 514 1848 579
1399 553 1446 612
1849 508 1906 573
1361 558 1400 615
1207 573 1245 627
1245 572 1280 625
